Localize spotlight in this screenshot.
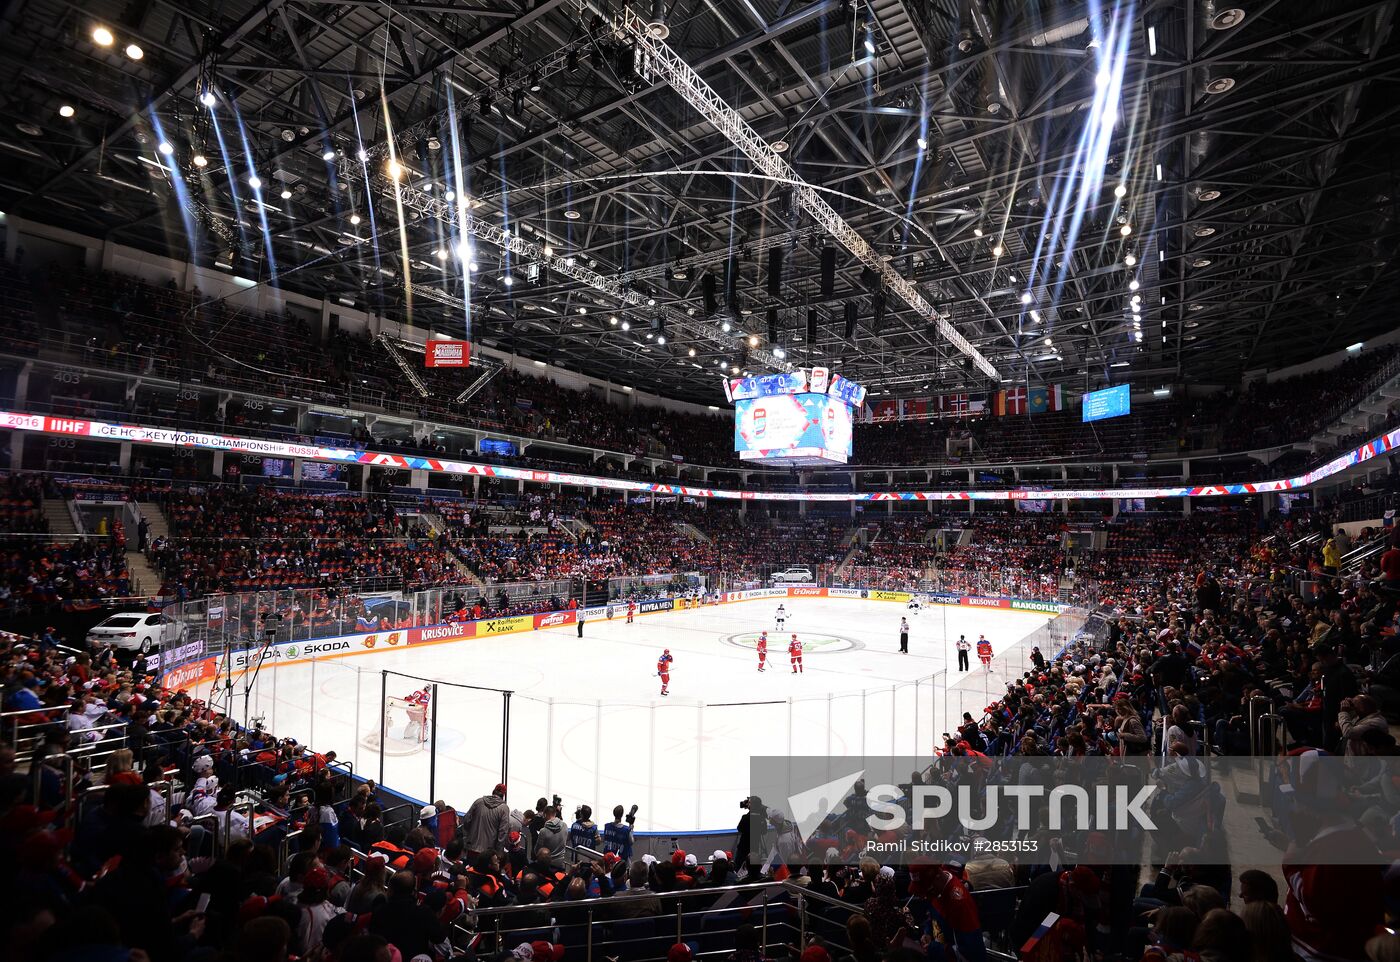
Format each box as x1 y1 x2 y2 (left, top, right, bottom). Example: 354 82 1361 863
280 188 292 200
1124 253 1137 266
322 148 335 161
92 25 114 46
657 335 666 345
747 335 758 347
436 248 448 261
862 23 876 55
247 175 261 190
502 273 514 286
721 321 731 333
992 244 1004 257
529 68 541 92
387 159 403 180
1020 292 1032 305
621 320 631 331
973 226 984 237
1129 279 1140 291
125 43 143 60
1119 224 1132 237
609 315 618 326
468 261 479 272
1113 184 1126 198
916 135 928 151
192 153 208 168
773 348 785 359
355 148 368 162
456 240 472 259
688 348 696 357
58 105 75 118
157 141 173 155
199 89 216 107
646 297 656 306
349 213 361 225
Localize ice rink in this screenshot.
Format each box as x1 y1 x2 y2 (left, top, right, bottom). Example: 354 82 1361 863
237 597 1054 832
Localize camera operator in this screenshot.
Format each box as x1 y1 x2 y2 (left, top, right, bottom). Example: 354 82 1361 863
735 796 767 878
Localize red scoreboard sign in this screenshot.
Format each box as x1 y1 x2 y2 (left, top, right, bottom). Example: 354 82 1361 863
425 340 471 368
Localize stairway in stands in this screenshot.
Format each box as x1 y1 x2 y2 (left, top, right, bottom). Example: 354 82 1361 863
42 499 78 536
127 503 170 596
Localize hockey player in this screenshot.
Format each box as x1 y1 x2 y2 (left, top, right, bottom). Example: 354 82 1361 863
907 595 922 614
657 648 673 696
757 631 768 672
626 599 637 624
789 634 803 673
405 686 431 742
774 603 789 631
976 635 992 669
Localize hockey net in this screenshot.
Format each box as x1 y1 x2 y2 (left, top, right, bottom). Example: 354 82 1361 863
359 695 430 756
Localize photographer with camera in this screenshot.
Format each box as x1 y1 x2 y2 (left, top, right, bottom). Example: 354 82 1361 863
567 804 600 851
602 804 637 861
735 796 766 879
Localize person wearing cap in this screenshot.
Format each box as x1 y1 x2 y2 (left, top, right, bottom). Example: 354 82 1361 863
567 804 600 852
297 866 346 955
462 782 510 856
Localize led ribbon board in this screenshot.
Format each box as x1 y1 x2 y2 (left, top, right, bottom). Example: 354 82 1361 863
1 410 1395 503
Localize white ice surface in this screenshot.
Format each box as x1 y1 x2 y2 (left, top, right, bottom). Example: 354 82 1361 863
236 598 1051 832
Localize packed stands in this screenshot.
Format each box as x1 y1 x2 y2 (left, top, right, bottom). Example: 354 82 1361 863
5 263 1395 475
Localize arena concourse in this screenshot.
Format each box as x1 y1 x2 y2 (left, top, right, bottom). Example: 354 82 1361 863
3 5 1400 962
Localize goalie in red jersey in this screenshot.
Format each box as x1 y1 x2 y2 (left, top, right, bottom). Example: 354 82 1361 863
657 648 673 696
789 634 803 674
404 686 430 743
756 631 768 672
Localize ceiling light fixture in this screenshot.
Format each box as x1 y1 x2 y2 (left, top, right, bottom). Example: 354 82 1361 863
247 174 261 189
125 43 143 60
1020 292 1032 305
992 244 1004 257
192 153 207 168
349 213 361 225
280 188 292 200
1113 184 1126 198
1155 163 1163 182
199 89 216 107
58 105 75 118
1129 279 1139 291
502 274 514 286
322 148 335 161
621 320 630 331
1124 253 1137 266
1147 25 1158 56
157 141 173 155
92 25 114 46
1119 224 1132 237
748 335 759 347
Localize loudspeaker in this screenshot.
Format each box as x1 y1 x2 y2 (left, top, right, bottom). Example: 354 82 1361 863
726 257 739 300
872 292 886 333
860 266 881 291
844 301 857 340
821 247 836 298
806 308 817 343
767 308 778 344
702 274 716 316
767 248 784 296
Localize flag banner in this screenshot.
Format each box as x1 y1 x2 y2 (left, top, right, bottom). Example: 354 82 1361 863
899 398 929 419
1028 385 1064 414
871 399 899 422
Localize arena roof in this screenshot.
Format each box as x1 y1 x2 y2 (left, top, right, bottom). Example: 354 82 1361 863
0 0 1397 404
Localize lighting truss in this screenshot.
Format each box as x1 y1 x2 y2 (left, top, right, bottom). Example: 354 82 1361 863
613 5 1000 382
617 225 825 284
364 27 609 164
341 159 791 370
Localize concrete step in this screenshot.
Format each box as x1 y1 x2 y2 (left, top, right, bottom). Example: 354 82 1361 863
135 502 170 541
42 499 78 535
125 550 161 598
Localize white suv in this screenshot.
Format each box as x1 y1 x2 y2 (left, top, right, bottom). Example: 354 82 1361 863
770 567 815 584
86 613 188 654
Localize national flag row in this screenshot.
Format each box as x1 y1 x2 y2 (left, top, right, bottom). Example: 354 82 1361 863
863 385 1065 422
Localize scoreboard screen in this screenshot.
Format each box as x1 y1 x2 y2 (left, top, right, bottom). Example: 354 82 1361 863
734 393 853 465
1082 384 1131 422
